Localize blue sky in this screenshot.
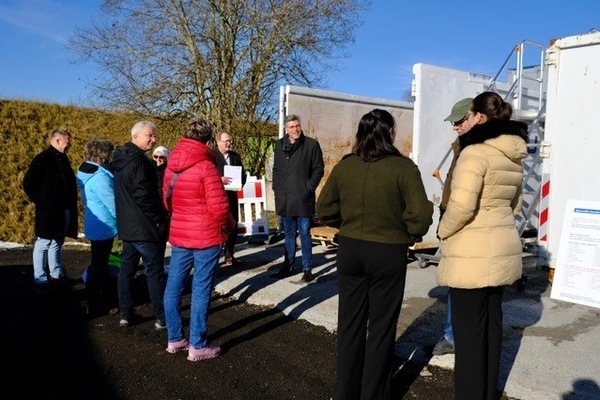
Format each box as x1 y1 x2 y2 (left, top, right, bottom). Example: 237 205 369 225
1 0 598 106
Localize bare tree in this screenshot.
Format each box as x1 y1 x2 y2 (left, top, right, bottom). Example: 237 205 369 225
69 0 370 129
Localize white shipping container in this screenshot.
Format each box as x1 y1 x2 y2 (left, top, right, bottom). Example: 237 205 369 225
541 30 600 269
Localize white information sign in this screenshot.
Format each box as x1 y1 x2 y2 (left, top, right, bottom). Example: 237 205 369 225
550 199 600 308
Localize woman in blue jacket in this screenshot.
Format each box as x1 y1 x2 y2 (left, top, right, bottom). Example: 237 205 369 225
77 139 118 317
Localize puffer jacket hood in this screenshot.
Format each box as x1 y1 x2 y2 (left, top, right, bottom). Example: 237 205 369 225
167 138 216 174
77 162 99 184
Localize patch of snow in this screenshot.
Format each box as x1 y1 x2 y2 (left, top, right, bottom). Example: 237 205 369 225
0 241 25 249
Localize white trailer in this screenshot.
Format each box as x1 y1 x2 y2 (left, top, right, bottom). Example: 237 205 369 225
274 30 600 269
269 86 414 233
411 53 545 250
413 31 600 270
540 31 600 271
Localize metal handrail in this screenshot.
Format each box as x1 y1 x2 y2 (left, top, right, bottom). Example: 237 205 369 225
486 40 546 112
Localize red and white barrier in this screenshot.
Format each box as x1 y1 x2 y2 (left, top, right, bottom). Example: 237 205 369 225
236 176 269 237
538 174 550 243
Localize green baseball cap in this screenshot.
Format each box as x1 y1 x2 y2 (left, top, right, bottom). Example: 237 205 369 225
444 97 473 122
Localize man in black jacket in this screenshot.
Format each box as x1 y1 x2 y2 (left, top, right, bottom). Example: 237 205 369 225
111 121 167 330
23 129 78 293
212 130 246 266
271 115 324 282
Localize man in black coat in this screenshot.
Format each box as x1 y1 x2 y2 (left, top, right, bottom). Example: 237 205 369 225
212 130 246 266
271 115 324 282
110 120 167 330
23 129 78 292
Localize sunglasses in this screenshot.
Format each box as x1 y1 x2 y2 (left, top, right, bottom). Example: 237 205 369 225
153 155 166 160
451 116 468 127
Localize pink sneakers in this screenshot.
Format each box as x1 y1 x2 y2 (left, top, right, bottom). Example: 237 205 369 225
187 344 221 361
166 338 189 354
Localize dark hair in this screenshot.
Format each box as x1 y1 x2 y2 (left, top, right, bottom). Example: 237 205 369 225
84 139 114 163
471 91 512 121
184 118 214 143
352 109 401 162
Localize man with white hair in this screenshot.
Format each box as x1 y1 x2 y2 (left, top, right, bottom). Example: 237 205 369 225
110 121 168 330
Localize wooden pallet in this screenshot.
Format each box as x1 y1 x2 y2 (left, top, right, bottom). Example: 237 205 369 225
310 226 339 248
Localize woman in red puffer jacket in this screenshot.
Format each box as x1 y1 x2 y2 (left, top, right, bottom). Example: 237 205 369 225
162 118 234 362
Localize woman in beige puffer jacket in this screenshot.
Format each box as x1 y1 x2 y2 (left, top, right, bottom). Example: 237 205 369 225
436 92 528 400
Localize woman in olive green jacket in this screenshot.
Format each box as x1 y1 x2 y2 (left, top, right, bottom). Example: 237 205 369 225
317 109 433 400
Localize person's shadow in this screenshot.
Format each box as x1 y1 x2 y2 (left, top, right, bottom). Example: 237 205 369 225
496 264 548 392
0 254 120 399
211 242 339 351
562 379 600 399
391 258 549 398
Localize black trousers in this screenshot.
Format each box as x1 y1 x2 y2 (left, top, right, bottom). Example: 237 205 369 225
224 194 239 257
333 236 408 400
450 286 505 400
86 238 115 312
224 227 238 257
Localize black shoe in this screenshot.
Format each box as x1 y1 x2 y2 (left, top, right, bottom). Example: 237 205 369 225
270 268 293 279
50 275 79 287
300 271 314 283
154 319 167 331
33 283 52 294
49 276 67 286
119 313 142 328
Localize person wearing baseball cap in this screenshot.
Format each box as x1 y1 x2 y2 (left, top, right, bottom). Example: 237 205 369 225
444 97 473 124
432 97 473 357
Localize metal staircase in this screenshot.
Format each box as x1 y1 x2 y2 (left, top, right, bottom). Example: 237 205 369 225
486 40 547 241
414 40 548 270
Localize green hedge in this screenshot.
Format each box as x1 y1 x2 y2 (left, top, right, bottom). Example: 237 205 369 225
0 99 276 244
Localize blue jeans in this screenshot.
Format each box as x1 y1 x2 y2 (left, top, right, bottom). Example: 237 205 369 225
32 209 70 284
118 241 166 321
33 237 65 283
164 245 221 349
281 216 313 272
444 293 454 344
